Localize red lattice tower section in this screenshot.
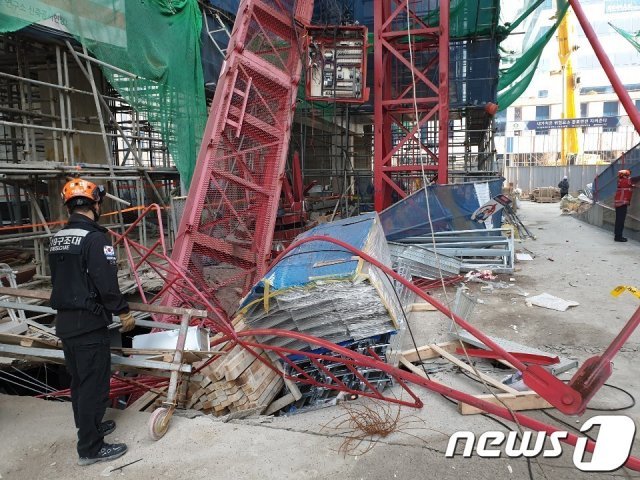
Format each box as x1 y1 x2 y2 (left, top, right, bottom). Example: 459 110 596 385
373 0 449 211
166 0 314 316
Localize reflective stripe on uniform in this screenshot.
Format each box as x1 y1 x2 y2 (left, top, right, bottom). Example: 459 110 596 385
54 228 90 238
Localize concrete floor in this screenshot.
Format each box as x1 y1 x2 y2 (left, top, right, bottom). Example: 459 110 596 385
1 201 640 480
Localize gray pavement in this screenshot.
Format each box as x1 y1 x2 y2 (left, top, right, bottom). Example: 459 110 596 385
1 201 639 480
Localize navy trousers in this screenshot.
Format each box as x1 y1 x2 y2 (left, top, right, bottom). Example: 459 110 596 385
615 204 628 240
61 328 110 457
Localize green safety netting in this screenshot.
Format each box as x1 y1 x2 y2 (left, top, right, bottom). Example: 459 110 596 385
610 23 640 52
364 0 502 44
0 0 206 189
362 0 569 111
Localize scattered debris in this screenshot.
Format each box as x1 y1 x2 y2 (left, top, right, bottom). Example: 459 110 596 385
525 293 579 312
560 194 592 215
451 328 578 375
530 186 561 203
393 228 515 273
466 270 497 281
516 253 533 261
237 213 412 413
502 371 528 391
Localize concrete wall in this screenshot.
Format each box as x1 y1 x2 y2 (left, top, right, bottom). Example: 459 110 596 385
579 199 640 242
503 165 609 195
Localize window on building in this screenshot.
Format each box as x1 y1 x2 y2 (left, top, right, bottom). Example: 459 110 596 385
538 90 549 98
514 107 522 121
603 101 619 116
535 105 550 135
514 130 522 137
506 137 514 153
580 102 588 118
603 101 619 132
495 110 506 134
536 105 550 120
636 99 640 112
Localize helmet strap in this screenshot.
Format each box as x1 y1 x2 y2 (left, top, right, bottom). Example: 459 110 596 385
91 205 101 222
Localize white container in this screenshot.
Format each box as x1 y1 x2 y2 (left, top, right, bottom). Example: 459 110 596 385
132 326 209 354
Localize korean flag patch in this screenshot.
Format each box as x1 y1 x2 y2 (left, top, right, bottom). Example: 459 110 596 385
103 245 117 265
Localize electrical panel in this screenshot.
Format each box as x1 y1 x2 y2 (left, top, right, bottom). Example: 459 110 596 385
306 25 369 103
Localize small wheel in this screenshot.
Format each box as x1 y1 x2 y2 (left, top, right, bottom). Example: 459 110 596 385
148 407 172 440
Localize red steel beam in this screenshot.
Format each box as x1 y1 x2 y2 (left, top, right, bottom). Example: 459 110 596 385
569 0 640 133
374 0 449 211
437 0 449 184
272 234 640 418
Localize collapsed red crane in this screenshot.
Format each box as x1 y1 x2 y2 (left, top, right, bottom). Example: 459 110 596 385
119 0 640 469
164 0 314 317
112 205 640 470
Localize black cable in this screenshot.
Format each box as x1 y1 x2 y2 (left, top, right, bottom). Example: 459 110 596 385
439 393 536 480
382 270 431 379
541 410 596 443
384 269 535 479
586 383 636 412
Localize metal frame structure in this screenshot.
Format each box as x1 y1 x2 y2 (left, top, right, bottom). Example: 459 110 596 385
166 0 314 316
373 0 450 211
0 32 177 276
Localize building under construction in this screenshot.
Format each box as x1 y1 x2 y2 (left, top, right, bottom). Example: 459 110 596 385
1 1 640 474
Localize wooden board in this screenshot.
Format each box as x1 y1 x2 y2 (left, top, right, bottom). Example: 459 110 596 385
127 386 167 411
429 343 519 394
0 332 60 349
408 302 438 312
458 391 553 415
401 340 469 363
264 392 296 415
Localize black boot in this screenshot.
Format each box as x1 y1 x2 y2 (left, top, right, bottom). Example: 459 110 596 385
78 443 127 466
98 420 116 436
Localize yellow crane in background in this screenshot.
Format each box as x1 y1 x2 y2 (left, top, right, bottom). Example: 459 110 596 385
557 9 580 165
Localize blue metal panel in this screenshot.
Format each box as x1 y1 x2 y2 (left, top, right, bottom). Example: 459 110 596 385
594 142 640 204
379 179 504 240
206 0 240 15
242 213 379 305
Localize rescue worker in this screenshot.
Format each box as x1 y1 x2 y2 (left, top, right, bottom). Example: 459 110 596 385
49 178 135 465
558 176 569 198
614 169 635 242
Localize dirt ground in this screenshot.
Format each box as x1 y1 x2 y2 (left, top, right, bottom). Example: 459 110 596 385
1 200 640 480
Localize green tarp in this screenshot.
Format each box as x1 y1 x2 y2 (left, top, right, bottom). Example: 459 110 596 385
0 0 206 189
610 22 640 52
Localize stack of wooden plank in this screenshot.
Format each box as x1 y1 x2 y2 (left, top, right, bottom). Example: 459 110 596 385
185 347 284 415
123 316 283 416
531 187 561 203
181 321 284 416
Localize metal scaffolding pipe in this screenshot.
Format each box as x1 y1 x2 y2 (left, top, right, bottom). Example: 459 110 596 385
0 120 161 142
0 71 127 104
72 49 139 79
63 41 167 207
